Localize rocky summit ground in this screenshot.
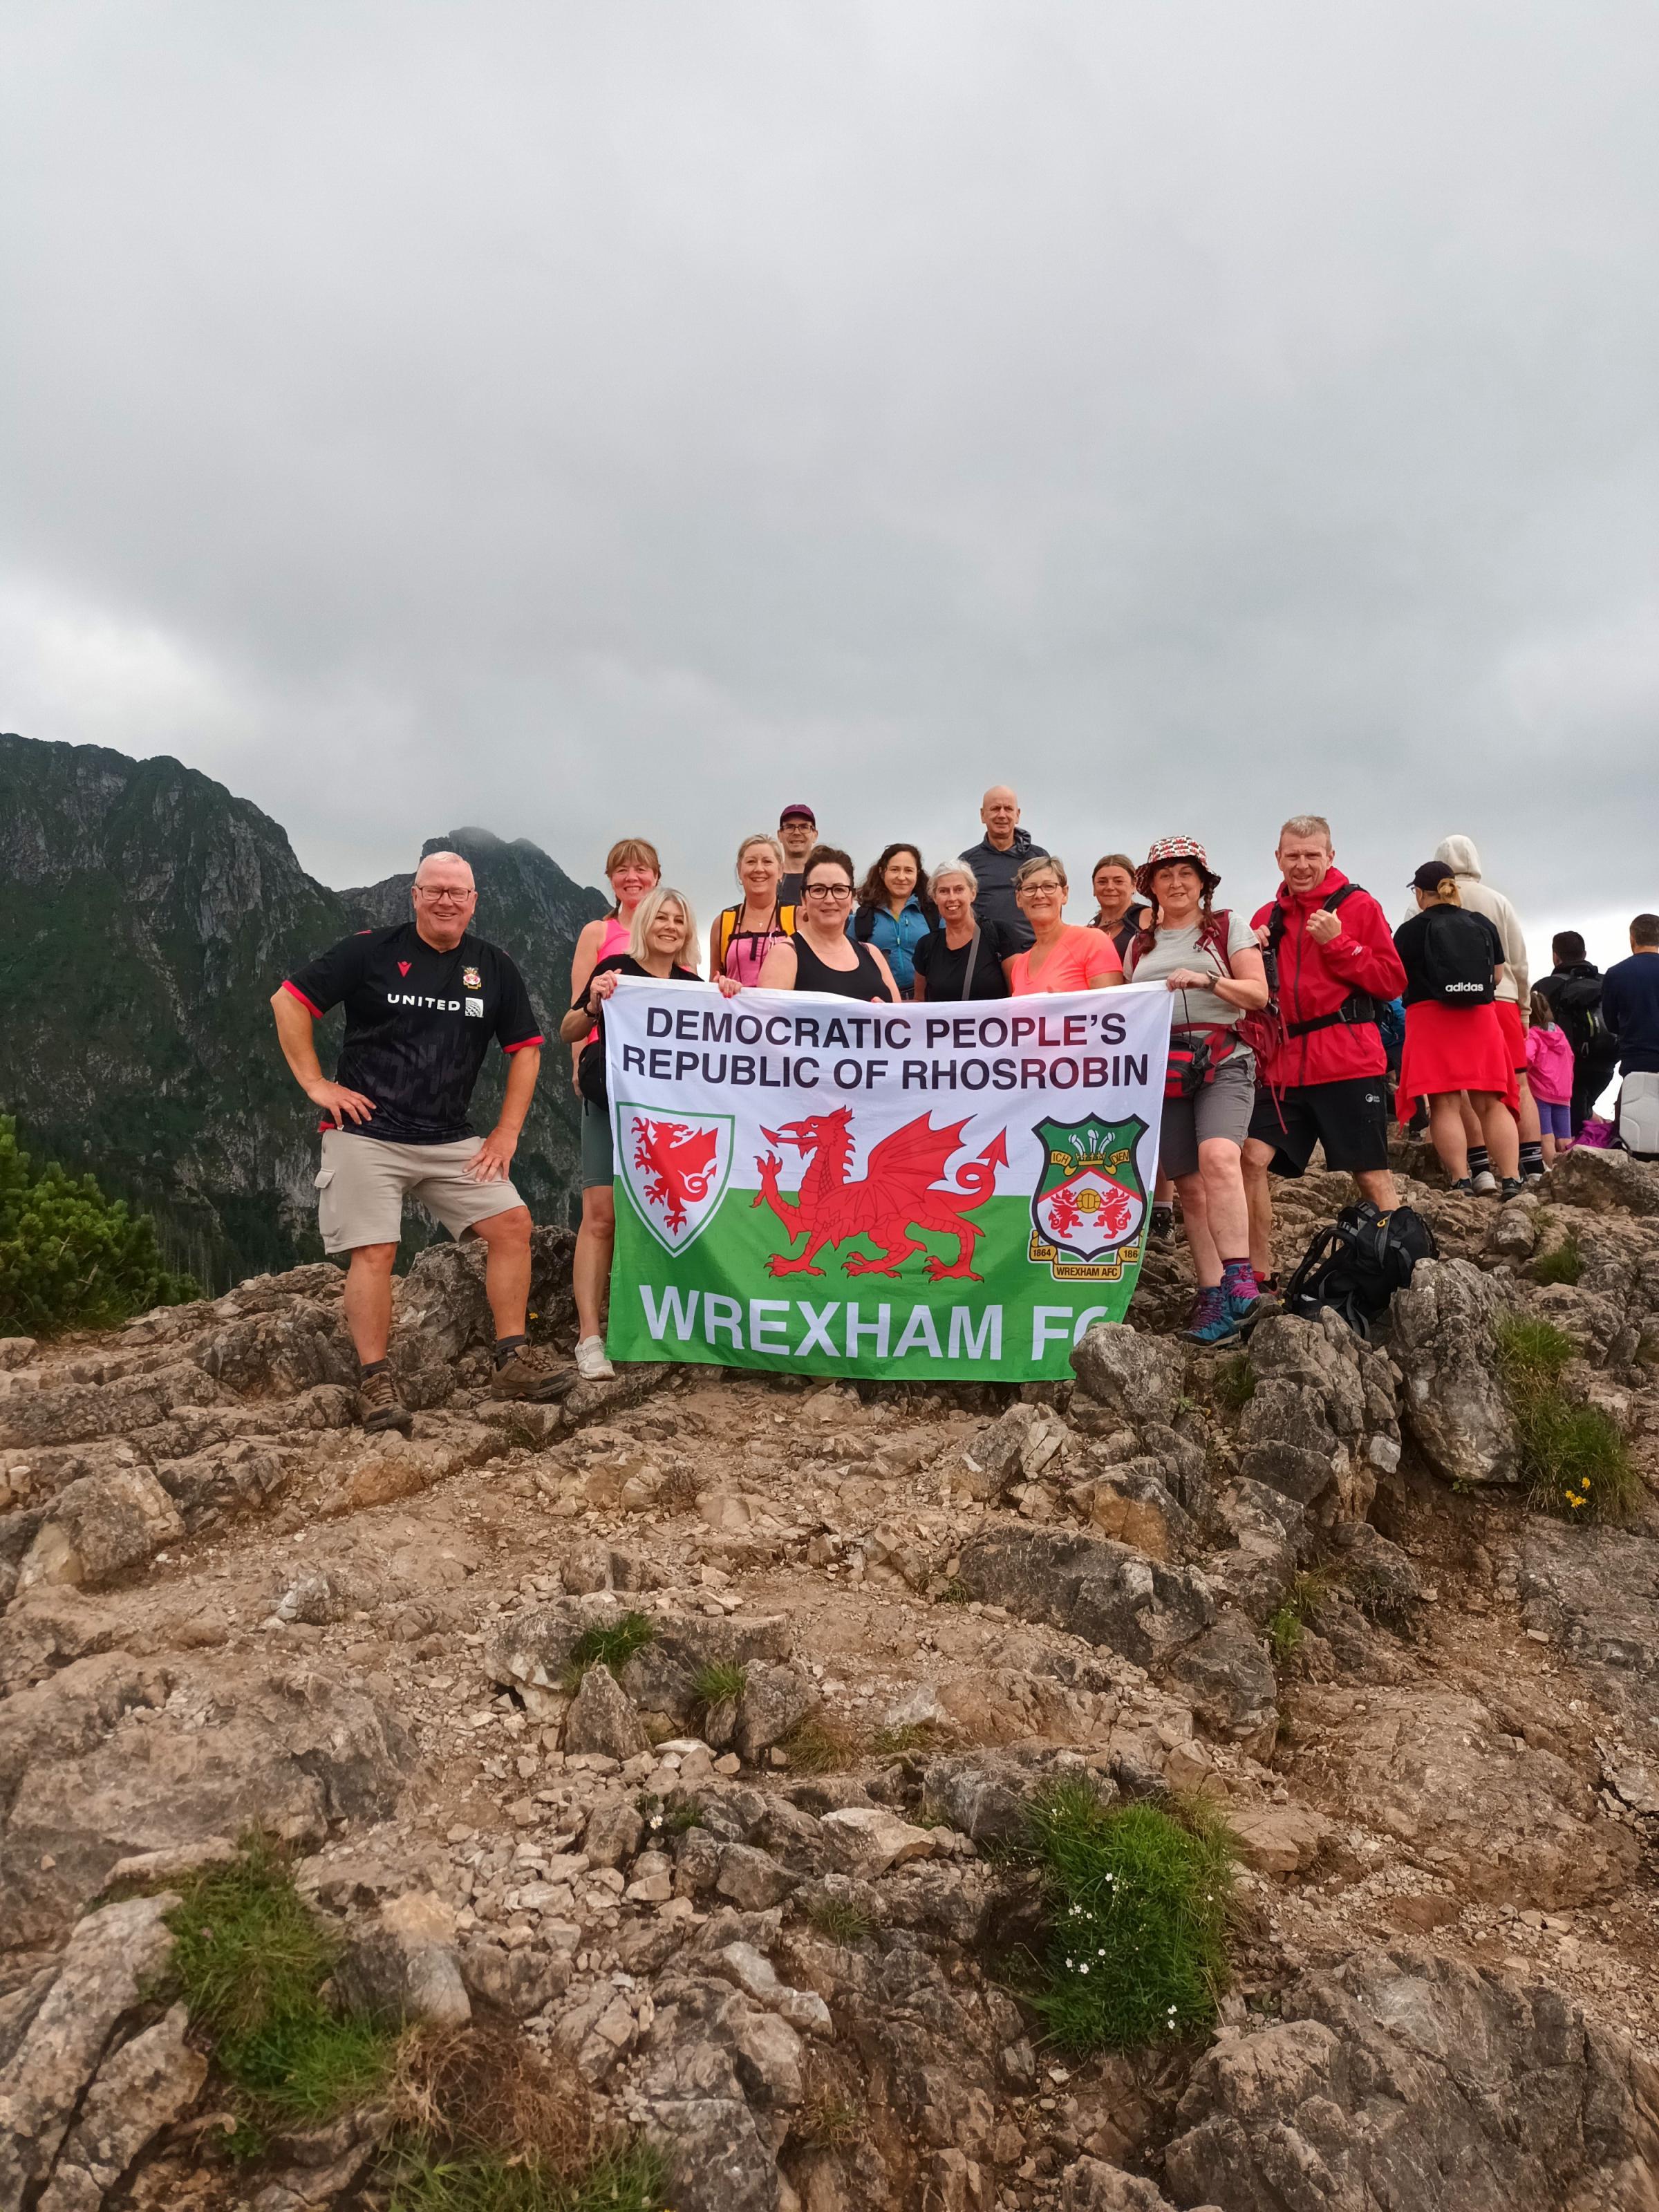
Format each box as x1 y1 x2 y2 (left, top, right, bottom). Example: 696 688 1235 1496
5 1147 1659 2212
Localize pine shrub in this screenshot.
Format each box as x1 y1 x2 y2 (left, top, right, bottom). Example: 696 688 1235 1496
0 1116 198 1335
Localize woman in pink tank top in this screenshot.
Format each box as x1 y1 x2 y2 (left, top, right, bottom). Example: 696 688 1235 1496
568 838 660 1089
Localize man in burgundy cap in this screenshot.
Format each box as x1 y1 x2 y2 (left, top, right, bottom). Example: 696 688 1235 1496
778 803 817 905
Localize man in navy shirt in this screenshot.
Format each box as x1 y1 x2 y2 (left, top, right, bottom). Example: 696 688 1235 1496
1603 912 1659 1159
272 850 572 1432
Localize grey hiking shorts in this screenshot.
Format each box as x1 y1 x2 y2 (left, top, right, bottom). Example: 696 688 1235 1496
315 1130 525 1253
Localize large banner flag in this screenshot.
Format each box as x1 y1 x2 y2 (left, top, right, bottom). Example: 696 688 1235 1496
603 979 1174 1382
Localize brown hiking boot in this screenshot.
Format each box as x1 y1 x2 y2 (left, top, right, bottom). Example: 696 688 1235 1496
358 1369 414 1435
489 1343 579 1405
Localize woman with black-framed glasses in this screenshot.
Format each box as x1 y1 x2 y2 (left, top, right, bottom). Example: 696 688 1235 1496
756 845 899 1002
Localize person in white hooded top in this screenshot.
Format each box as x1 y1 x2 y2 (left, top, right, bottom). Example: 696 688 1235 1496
1405 836 1543 1186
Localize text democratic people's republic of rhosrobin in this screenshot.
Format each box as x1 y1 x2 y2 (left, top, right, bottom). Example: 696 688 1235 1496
603 979 1174 1381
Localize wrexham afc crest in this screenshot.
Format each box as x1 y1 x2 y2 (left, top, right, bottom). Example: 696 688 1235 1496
1029 1115 1148 1281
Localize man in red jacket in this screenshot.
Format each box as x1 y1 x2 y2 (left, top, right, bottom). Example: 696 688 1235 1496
1242 816 1408 1283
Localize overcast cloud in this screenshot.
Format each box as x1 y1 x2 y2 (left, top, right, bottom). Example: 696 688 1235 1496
2 2 1656 966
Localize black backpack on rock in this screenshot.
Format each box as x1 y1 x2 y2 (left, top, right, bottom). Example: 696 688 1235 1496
1421 907 1497 1004
1276 1201 1438 1340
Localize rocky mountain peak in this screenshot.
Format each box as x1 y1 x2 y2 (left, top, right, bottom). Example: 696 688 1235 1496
2 1150 1658 2209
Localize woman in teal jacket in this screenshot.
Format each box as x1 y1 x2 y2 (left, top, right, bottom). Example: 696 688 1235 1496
849 843 937 995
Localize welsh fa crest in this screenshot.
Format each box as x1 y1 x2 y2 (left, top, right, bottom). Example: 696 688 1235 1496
616 1103 734 1257
1029 1116 1149 1281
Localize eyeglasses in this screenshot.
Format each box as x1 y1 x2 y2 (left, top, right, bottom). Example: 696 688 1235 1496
415 888 473 904
804 883 853 903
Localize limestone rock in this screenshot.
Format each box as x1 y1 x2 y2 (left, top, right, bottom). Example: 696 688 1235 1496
1160 1612 1277 1754
333 1891 470 2027
35 2000 206 2212
733 1662 820 1762
1225 1800 1334 1875
563 1662 650 1760
1069 1324 1185 1430
1290 1683 1638 1907
640 2036 781 2212
820 1806 937 1877
1066 1468 1199 1560
1059 2159 1179 2211
1391 1259 1521 1483
921 1754 1042 1845
960 1404 1071 1499
1164 1946 1659 2212
1519 1520 1659 1749
1546 1145 1659 1218
957 1528 1214 1668
0 1891 181 2210
0 1651 412 1944
715 1842 798 1910
1236 1311 1396 1524
487 1595 793 1732
17 1468 185 1592
1202 1479 1307 1627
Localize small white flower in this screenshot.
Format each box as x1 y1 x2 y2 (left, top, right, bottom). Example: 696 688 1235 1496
1078 1963 1089 1975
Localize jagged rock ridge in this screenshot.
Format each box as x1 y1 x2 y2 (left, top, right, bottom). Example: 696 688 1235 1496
0 733 606 1288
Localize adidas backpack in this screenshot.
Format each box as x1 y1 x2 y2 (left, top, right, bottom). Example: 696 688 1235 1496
1421 908 1497 1004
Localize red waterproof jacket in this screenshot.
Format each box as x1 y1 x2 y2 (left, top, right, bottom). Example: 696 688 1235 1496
1250 868 1407 1089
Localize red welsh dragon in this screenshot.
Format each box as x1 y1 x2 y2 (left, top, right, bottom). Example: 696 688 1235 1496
753 1107 1006 1280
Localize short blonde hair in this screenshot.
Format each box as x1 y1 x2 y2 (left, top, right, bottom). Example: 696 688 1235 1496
930 860 979 899
1013 853 1067 892
1279 815 1332 846
629 886 700 966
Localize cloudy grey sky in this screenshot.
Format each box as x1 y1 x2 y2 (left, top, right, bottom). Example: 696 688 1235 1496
3 2 1656 967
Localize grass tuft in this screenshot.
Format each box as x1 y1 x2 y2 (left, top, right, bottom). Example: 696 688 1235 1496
1212 1353 1256 1412
791 2086 862 2152
691 1660 749 1708
386 2140 670 2212
162 1834 395 2143
1020 1781 1235 2055
1495 1312 1639 1523
936 1578 969 1606
870 1719 949 1757
387 2025 668 2210
1533 1234 1584 1287
1266 1570 1331 1665
806 1892 876 1944
776 1714 865 1773
561 1612 657 1692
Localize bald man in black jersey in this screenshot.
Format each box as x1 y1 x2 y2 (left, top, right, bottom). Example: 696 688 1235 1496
272 850 574 1432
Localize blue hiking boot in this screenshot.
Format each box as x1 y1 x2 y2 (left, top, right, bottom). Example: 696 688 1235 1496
1183 1286 1239 1345
1222 1262 1263 1326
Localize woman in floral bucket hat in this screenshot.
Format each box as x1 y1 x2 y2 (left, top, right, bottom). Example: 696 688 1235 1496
1125 837 1271 1344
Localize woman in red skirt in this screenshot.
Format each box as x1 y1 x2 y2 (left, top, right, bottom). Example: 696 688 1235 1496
1394 862 1521 1197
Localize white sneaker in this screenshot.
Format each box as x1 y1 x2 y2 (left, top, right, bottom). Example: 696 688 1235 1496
574 1335 615 1382
1470 1169 1499 1195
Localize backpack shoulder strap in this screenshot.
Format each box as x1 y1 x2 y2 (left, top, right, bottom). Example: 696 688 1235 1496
779 903 796 935
1326 883 1362 913
1198 908 1234 972
718 906 738 962
853 906 876 942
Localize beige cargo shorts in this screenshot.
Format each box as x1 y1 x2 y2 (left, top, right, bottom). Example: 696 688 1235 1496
315 1130 525 1253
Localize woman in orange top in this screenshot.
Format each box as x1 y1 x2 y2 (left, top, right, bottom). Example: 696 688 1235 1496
1006 855 1125 994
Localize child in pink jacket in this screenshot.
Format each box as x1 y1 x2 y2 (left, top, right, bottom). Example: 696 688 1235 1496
1527 991 1576 1161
